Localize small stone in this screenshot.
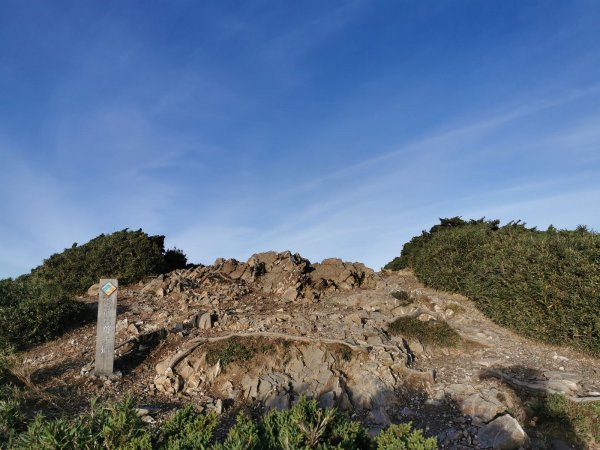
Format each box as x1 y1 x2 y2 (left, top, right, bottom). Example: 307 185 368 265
198 313 213 330
87 283 100 297
116 319 129 332
136 408 150 417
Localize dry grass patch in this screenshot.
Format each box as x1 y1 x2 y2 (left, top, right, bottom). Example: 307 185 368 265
388 317 461 347
205 337 275 367
445 303 465 315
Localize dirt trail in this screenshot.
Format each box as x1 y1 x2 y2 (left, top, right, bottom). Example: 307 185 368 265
14 253 600 449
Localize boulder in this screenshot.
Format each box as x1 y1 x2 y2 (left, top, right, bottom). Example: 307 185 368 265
141 275 164 295
460 393 504 423
478 414 528 449
310 259 377 292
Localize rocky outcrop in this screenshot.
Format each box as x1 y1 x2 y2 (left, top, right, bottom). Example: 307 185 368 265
66 255 600 449
153 338 405 428
141 251 377 302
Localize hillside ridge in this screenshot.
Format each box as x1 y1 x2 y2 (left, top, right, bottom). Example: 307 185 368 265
13 251 600 449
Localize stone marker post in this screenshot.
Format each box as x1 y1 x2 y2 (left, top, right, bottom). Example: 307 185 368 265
94 279 118 376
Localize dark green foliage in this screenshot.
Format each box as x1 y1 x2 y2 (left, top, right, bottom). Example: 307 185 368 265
15 396 153 449
384 217 498 271
163 248 189 274
338 345 353 362
159 404 218 450
385 218 600 355
29 229 172 295
0 394 436 449
260 397 371 449
375 422 437 450
0 396 25 446
213 414 261 450
384 217 495 271
388 317 460 347
0 278 89 351
0 349 15 385
0 229 189 351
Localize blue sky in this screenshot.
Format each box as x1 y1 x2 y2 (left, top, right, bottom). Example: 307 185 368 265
1 1 600 277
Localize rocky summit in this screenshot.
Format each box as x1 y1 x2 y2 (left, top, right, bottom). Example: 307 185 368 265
18 251 600 449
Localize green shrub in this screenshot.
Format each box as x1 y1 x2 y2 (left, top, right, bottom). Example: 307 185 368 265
159 404 218 449
0 349 14 385
0 229 189 351
260 396 371 449
384 217 485 271
0 278 89 351
386 218 600 356
93 397 153 449
16 414 93 450
213 414 261 450
15 396 152 450
0 397 25 446
163 248 189 274
388 317 460 347
1 394 436 449
29 229 186 295
376 422 437 450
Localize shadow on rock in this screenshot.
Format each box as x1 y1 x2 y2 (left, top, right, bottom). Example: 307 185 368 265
480 365 585 450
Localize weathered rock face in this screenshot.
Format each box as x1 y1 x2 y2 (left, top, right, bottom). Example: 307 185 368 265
153 339 404 428
142 251 377 302
309 258 377 296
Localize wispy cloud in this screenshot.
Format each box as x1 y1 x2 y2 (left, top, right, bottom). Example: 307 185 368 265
2 2 600 277
169 85 600 269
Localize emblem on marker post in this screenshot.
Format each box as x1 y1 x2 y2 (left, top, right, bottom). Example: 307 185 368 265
101 281 117 297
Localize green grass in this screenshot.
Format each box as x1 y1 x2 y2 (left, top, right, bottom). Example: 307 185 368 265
388 317 461 347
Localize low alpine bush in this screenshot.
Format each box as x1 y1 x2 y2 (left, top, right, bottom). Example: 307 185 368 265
1 395 437 449
0 278 89 351
29 229 187 295
385 218 600 356
0 229 188 351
